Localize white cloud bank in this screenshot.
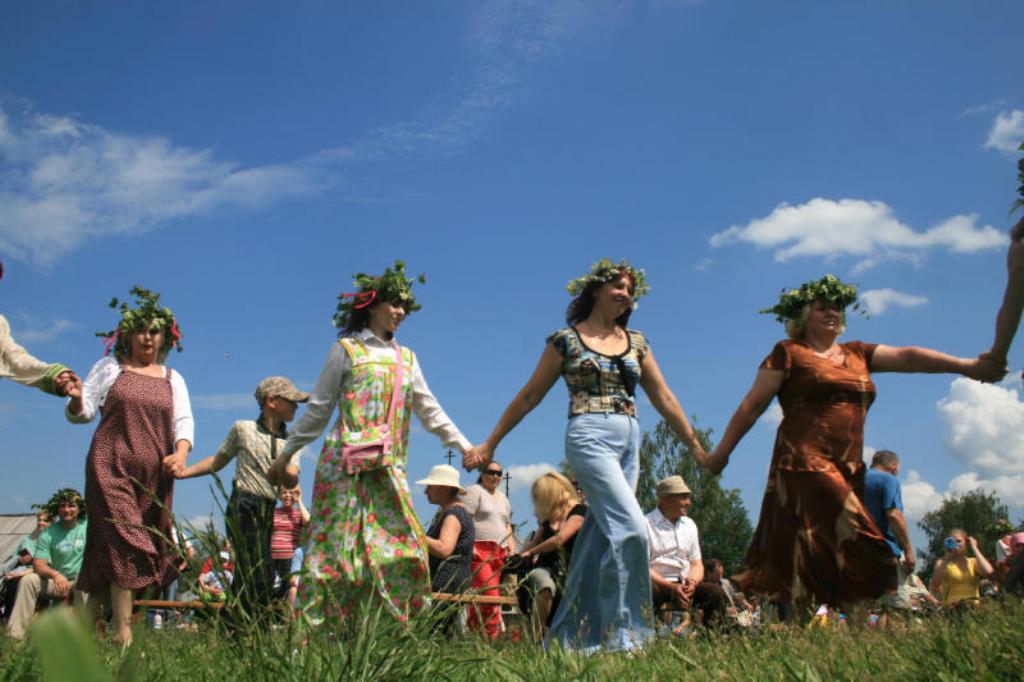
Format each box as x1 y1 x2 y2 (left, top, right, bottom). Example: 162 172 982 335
901 375 1024 520
984 109 1024 153
710 198 1006 272
858 288 928 316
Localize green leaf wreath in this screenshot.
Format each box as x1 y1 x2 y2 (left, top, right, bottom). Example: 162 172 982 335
95 286 182 357
31 488 86 517
760 274 864 323
333 260 426 329
566 258 650 307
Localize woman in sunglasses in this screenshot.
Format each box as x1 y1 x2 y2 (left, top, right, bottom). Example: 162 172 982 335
465 259 706 653
460 460 513 640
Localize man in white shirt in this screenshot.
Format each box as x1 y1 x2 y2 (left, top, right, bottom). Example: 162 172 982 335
644 475 731 628
644 475 702 612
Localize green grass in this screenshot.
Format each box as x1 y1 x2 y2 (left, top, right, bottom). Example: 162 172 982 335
2 600 1022 681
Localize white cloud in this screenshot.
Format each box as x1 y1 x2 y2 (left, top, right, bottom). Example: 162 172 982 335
858 288 928 316
862 444 877 466
936 375 1024 475
959 99 1007 118
0 103 325 268
901 469 947 521
709 198 1006 271
8 315 76 345
506 462 556 495
947 471 1024 508
694 257 714 272
984 109 1024 153
190 393 255 411
760 401 783 429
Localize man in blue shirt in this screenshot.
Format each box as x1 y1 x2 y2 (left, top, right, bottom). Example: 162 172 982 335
863 450 915 620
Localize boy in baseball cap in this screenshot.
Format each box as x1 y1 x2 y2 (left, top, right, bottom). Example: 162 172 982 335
178 376 309 622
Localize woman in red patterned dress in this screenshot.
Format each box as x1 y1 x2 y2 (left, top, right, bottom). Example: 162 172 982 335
65 288 192 645
698 275 1002 616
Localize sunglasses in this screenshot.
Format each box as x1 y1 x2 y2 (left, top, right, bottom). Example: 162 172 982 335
484 470 503 476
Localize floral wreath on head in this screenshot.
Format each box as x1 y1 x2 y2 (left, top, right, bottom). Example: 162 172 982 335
332 260 426 330
96 286 183 357
759 274 864 323
32 487 87 517
566 258 650 308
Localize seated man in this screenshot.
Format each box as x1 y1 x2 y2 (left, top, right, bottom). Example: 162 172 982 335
7 491 88 640
644 475 729 629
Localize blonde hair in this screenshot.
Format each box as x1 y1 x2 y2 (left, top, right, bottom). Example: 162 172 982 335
531 472 579 523
784 302 846 340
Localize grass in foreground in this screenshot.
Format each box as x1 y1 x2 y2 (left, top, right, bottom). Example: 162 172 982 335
1 600 1022 681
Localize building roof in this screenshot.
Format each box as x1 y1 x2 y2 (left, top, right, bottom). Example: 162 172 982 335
0 514 38 566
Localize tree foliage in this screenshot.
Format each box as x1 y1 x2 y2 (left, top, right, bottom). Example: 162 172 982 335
637 420 754 573
917 489 1013 581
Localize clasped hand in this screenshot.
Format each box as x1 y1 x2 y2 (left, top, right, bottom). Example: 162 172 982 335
462 442 494 471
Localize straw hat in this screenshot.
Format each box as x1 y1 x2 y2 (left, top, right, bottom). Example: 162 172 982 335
656 475 692 496
415 464 467 494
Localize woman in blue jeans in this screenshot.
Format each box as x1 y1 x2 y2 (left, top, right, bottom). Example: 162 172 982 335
465 259 707 653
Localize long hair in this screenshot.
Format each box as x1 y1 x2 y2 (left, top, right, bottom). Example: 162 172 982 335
531 472 579 523
565 271 636 327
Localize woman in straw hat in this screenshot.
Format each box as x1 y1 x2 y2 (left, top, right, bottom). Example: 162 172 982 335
269 261 470 625
418 464 475 632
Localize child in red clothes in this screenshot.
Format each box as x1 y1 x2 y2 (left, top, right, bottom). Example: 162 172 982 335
270 486 309 600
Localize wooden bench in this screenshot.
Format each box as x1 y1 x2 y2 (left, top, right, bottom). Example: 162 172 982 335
135 592 515 611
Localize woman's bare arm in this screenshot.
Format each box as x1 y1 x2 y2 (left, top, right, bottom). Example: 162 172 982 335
702 368 784 475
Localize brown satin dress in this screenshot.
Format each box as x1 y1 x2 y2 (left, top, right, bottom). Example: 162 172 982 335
732 340 897 605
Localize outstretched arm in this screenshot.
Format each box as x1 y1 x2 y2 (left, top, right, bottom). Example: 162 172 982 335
638 350 706 459
463 343 561 470
870 345 1004 382
987 224 1024 362
701 368 784 475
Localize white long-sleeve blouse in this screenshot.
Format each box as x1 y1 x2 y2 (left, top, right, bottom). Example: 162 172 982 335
279 328 470 466
65 356 195 446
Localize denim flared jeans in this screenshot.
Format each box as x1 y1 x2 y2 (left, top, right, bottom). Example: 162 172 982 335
547 413 655 653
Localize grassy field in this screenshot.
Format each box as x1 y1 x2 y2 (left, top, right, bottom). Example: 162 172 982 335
1 600 1021 681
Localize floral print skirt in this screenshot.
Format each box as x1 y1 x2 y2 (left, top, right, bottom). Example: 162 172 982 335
299 462 431 624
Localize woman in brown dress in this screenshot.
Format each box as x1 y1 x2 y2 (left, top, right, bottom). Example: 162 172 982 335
65 288 192 645
698 275 1003 614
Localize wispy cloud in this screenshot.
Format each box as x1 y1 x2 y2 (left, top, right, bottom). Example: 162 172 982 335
8 314 76 345
984 109 1024 153
0 104 326 268
710 198 1006 272
858 288 928 316
1 2 702 269
958 99 1008 118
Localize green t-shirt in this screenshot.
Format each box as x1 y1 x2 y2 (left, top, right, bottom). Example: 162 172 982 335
34 520 88 579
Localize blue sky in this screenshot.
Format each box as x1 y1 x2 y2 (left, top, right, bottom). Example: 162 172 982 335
2 1 1022 554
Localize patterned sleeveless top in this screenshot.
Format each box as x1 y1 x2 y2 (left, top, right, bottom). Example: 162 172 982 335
547 327 649 417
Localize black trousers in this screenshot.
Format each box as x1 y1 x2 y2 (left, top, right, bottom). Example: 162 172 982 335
226 489 276 621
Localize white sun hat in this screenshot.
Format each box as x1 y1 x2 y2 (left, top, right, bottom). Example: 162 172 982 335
415 464 467 495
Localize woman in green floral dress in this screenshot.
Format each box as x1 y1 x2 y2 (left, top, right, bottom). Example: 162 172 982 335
270 262 470 624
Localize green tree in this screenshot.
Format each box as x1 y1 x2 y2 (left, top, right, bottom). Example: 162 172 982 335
917 489 1013 582
638 420 754 573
